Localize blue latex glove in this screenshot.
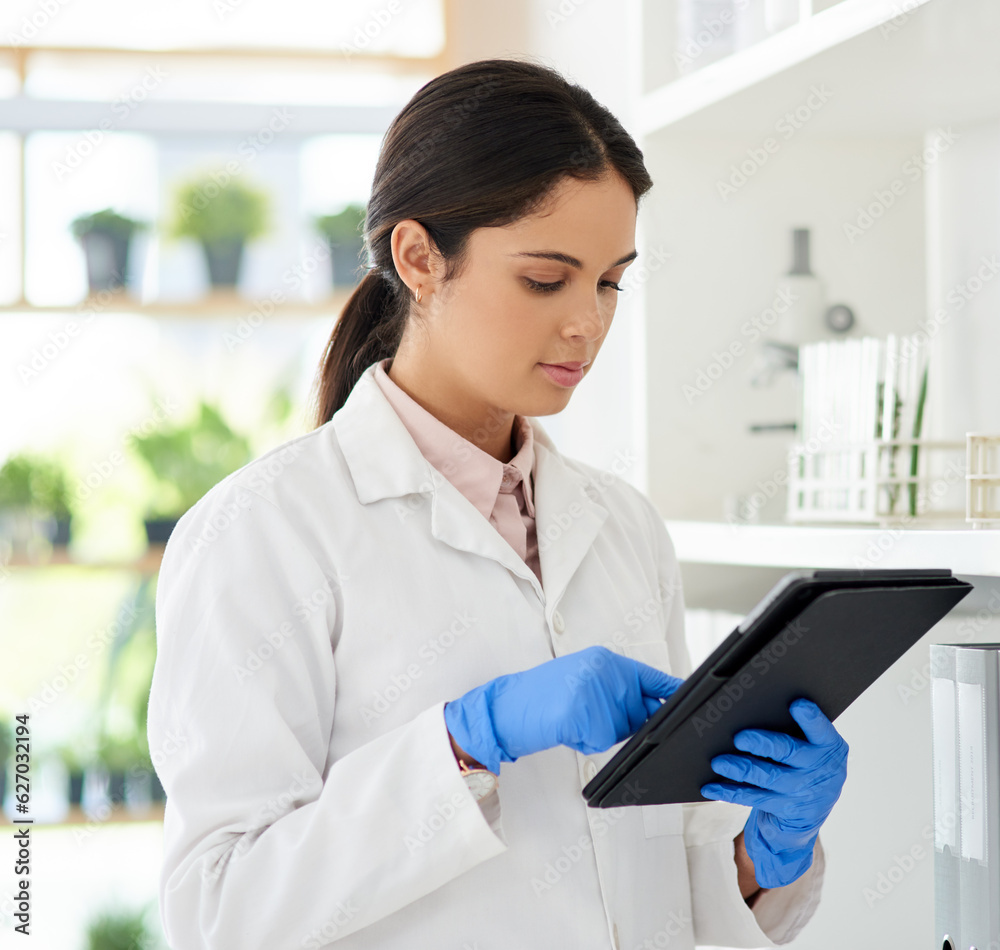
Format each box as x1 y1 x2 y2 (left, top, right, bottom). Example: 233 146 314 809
700 698 849 888
444 645 684 775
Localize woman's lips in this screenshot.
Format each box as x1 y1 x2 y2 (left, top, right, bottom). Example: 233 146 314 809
538 362 587 387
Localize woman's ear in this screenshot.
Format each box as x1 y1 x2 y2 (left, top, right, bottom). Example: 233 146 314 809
390 219 440 299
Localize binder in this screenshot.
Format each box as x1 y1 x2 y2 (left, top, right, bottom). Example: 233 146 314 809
930 644 962 950
583 568 973 807
935 644 1000 950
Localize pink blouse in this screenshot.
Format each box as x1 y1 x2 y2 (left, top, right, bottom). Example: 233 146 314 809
373 357 542 584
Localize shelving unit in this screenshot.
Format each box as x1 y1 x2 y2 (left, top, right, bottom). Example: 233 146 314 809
0 27 455 315
3 543 165 574
633 0 1000 530
0 802 165 826
0 25 460 854
638 0 1000 139
0 287 354 319
638 0 935 135
630 6 1000 945
664 519 1000 575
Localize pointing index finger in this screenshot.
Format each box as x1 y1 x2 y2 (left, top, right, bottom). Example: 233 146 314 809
634 660 685 702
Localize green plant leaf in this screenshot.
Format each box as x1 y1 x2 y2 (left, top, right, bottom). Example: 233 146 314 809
166 172 271 242
0 451 73 516
0 718 13 766
85 903 154 950
908 361 929 517
71 207 148 239
313 202 367 244
0 454 35 508
129 399 253 517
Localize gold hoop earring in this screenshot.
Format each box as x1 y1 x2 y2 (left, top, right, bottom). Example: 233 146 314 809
415 287 422 303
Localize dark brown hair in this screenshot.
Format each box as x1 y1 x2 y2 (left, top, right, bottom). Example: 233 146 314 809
308 56 654 427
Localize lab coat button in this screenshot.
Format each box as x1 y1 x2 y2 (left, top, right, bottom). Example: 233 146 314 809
585 760 598 781
552 610 565 633
613 922 620 949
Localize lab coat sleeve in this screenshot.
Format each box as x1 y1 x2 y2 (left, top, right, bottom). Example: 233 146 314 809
147 486 508 950
639 493 825 947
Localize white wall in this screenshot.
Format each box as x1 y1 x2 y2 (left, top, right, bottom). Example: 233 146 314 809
926 118 1000 442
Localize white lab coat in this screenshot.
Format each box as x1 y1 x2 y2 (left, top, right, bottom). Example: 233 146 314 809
147 359 825 950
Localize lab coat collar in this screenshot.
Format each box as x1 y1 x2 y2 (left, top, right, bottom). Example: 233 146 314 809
331 360 609 609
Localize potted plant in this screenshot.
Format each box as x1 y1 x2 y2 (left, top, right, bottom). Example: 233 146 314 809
0 452 75 555
95 731 137 807
100 587 166 808
0 454 34 557
56 735 95 807
84 901 158 950
0 718 12 809
314 202 367 289
129 400 253 543
70 208 148 295
119 628 160 813
166 171 271 289
29 454 73 545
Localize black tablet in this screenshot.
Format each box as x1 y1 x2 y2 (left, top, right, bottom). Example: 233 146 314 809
582 567 974 806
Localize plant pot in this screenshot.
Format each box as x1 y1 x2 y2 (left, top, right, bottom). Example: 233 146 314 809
82 765 110 818
68 769 85 805
0 508 55 560
125 768 153 813
201 238 245 287
144 517 179 544
327 239 365 289
53 516 71 546
38 513 71 546
150 769 166 802
108 768 126 806
79 228 134 293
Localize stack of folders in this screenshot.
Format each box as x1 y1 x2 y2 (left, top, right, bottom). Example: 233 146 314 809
930 643 1000 950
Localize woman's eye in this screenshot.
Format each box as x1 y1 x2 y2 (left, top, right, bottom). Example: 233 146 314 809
524 278 622 294
525 279 563 293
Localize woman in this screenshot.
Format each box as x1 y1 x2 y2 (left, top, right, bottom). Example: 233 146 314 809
148 57 847 949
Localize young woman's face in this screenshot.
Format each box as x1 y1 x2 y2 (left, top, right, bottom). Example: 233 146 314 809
390 170 638 446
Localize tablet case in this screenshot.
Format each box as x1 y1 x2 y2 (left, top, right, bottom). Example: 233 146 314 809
583 569 974 807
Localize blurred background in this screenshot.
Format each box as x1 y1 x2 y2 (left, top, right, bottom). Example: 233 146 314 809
1 0 999 947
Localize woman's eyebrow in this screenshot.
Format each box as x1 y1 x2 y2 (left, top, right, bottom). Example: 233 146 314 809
508 249 638 269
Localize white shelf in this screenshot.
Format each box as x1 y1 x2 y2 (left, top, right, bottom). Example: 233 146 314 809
638 0 929 136
0 96 399 137
664 519 1000 575
0 288 353 319
638 0 1000 137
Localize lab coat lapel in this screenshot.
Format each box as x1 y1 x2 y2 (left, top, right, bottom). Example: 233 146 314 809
529 422 609 611
427 472 544 598
332 362 609 608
